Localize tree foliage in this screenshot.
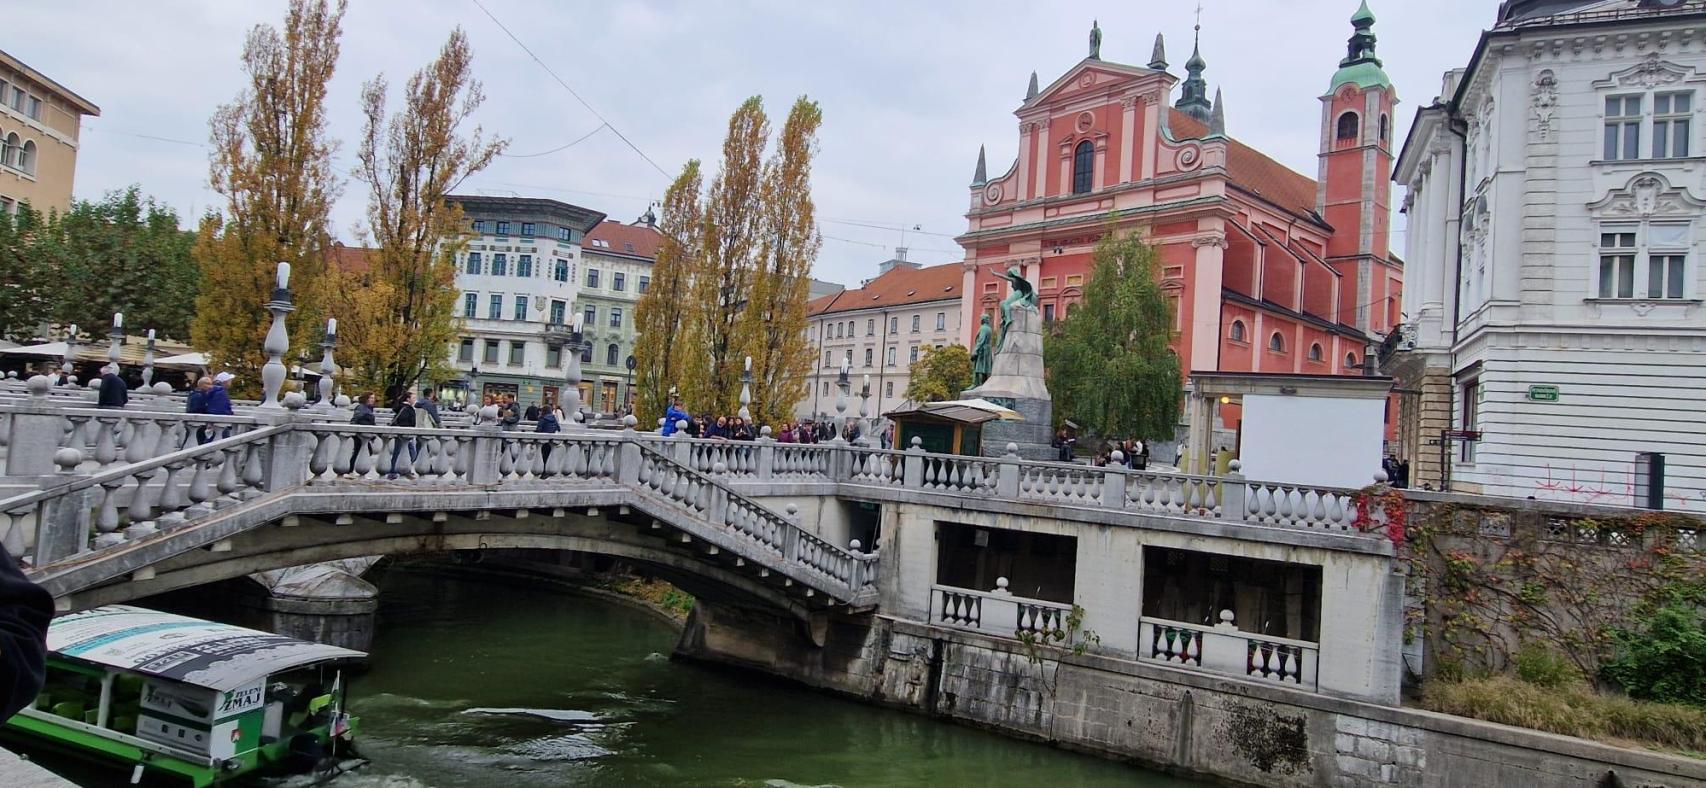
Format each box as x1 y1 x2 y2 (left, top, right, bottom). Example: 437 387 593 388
192 0 346 397
906 344 972 404
633 160 703 424
0 190 196 342
663 96 824 424
1043 230 1181 440
336 26 504 402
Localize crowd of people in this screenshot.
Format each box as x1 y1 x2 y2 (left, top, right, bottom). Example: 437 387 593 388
659 399 892 447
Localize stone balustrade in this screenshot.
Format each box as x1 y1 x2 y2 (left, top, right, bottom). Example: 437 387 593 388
1139 614 1320 690
930 581 1074 639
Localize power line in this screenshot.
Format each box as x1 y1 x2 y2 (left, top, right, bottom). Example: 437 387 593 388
83 126 206 148
497 123 608 158
469 0 669 178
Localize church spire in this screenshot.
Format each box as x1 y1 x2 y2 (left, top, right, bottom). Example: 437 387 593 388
1328 0 1392 91
1149 33 1168 70
1175 14 1212 123
1025 71 1039 101
971 145 988 187
1209 88 1226 136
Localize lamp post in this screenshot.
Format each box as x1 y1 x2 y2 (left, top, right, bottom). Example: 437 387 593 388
141 328 157 389
833 361 851 442
317 318 338 409
61 324 77 382
258 262 294 409
858 373 873 446
563 313 586 427
105 312 123 376
738 356 753 423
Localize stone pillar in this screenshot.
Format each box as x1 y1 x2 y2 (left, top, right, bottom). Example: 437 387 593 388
141 329 157 389
258 262 294 410
5 377 64 477
1188 230 1227 372
317 319 338 410
996 444 1020 498
902 438 925 488
466 423 503 485
617 417 642 486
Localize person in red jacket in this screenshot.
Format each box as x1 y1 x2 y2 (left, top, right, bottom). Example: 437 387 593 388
0 544 51 722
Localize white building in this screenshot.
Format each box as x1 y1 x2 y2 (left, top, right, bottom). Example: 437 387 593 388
800 252 964 421
576 217 662 415
1386 0 1706 511
445 195 605 410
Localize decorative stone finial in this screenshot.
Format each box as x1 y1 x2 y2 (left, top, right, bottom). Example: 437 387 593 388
1209 88 1226 136
283 391 307 410
1149 32 1168 70
850 539 862 552
26 375 50 399
623 414 638 428
1005 442 1019 456
971 145 988 187
1025 71 1039 101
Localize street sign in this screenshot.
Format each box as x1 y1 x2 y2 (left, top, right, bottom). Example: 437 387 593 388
1526 385 1560 403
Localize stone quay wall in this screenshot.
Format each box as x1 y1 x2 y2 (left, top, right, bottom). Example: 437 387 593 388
678 602 1706 788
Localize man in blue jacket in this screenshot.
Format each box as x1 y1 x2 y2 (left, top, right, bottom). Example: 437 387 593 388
661 399 688 436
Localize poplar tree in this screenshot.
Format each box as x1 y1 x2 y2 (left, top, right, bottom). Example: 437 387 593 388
191 0 345 396
1044 230 1182 441
633 160 703 424
338 28 506 403
681 97 769 416
740 97 823 427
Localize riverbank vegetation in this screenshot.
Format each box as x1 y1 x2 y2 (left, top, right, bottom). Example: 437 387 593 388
1423 675 1706 754
605 576 695 624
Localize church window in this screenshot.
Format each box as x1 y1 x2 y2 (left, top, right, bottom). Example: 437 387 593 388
1345 352 1358 370
1228 320 1247 343
1308 343 1324 363
1335 112 1360 142
1268 332 1286 353
1379 114 1389 143
1071 140 1094 194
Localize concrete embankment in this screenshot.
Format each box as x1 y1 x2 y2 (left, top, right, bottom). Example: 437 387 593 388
0 745 78 788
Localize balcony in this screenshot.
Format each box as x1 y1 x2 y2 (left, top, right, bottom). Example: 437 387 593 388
542 322 575 349
1138 614 1319 690
929 581 1073 639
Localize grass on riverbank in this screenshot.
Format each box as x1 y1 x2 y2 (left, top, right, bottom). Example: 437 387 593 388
606 576 695 623
1422 676 1706 754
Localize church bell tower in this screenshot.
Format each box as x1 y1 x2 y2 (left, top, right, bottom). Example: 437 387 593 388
1317 0 1397 330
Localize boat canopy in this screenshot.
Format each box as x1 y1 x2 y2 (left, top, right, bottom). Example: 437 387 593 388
47 606 366 691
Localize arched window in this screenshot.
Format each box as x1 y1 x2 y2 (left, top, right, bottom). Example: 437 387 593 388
1071 140 1094 194
1379 114 1390 143
1 133 17 168
1345 352 1359 370
1309 343 1324 363
16 141 32 175
1336 111 1360 141
606 343 619 366
1268 332 1286 353
1229 320 1247 343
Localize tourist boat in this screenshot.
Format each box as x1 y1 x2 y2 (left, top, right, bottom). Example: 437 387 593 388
4 605 365 786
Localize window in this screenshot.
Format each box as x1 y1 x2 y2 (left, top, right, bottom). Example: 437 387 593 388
1 133 14 168
613 272 626 292
936 312 945 331
546 346 562 367
1345 352 1359 370
909 346 920 363
472 219 486 234
587 269 600 288
885 381 894 397
583 305 597 326
463 292 477 317
458 338 474 363
609 307 623 328
866 319 874 336
1229 320 1248 343
1040 276 1057 289
1598 230 1637 298
9 87 22 110
549 300 566 325
521 222 535 237
607 344 619 366
889 316 899 333
638 276 650 294
580 344 593 363
495 221 510 236
886 347 896 366
1336 111 1359 141
16 140 33 175
1651 253 1687 299
824 350 832 368
518 255 533 278
465 251 482 275
509 341 525 365
558 226 571 241
847 321 856 336
1268 332 1286 353
624 242 635 253
492 253 508 276
1066 274 1084 287
514 296 529 321
910 315 921 333
1308 343 1324 363
488 294 503 319
822 382 831 395
483 340 499 364
1043 303 1056 323
1071 140 1094 194
554 259 569 282
864 348 873 367
1605 96 1643 161
1460 379 1481 463
26 96 41 121
833 323 841 339
1379 114 1389 143
1655 92 1692 158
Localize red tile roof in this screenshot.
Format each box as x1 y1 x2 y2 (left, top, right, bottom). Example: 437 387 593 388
584 221 662 259
808 262 963 316
329 243 377 276
1168 109 1321 224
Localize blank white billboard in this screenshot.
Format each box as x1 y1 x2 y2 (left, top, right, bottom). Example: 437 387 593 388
1237 394 1385 489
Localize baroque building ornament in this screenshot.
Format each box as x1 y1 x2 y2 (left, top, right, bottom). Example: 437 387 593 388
1590 172 1706 219
983 183 1004 206
1191 233 1227 249
1532 70 1559 141
1176 144 1203 171
1596 53 1696 90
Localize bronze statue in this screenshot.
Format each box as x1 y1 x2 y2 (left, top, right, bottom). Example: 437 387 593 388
998 266 1039 347
971 314 994 386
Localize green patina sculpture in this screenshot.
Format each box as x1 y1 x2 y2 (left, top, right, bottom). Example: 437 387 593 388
998 266 1039 346
971 314 994 386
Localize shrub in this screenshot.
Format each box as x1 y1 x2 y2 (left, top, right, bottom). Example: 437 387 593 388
1601 603 1706 707
1513 642 1577 689
1423 676 1706 753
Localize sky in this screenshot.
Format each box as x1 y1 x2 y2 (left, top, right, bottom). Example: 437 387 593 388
20 0 1494 288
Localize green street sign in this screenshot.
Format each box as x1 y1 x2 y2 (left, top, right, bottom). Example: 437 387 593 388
1527 385 1560 403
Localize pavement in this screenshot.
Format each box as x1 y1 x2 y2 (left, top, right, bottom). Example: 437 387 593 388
0 745 78 787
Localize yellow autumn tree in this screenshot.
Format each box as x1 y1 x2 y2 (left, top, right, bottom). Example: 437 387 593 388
739 96 823 427
633 160 703 425
679 97 769 416
191 0 345 397
334 27 506 404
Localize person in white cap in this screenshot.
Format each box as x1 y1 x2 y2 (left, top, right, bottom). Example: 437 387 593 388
208 373 236 416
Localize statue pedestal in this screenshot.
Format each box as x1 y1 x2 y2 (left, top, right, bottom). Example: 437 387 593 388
963 306 1058 460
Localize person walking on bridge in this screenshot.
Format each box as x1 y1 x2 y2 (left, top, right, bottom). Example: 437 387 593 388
388 391 420 479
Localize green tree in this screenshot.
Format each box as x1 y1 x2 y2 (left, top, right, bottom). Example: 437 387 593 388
0 206 50 341
906 344 972 404
633 160 703 425
192 0 346 396
47 188 198 339
1044 230 1181 440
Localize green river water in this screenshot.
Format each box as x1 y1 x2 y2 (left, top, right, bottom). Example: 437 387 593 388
27 569 1199 787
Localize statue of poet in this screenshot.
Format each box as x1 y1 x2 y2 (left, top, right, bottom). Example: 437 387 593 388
971 314 994 386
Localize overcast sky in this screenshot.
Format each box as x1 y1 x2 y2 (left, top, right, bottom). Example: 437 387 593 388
22 0 1494 287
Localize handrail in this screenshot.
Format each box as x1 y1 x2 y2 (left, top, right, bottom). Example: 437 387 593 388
0 425 290 511
1136 615 1320 650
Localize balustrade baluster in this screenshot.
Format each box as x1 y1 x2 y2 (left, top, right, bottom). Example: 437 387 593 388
95 480 124 536
94 417 119 467
187 454 213 504
241 444 264 492
127 468 159 528
157 461 188 514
